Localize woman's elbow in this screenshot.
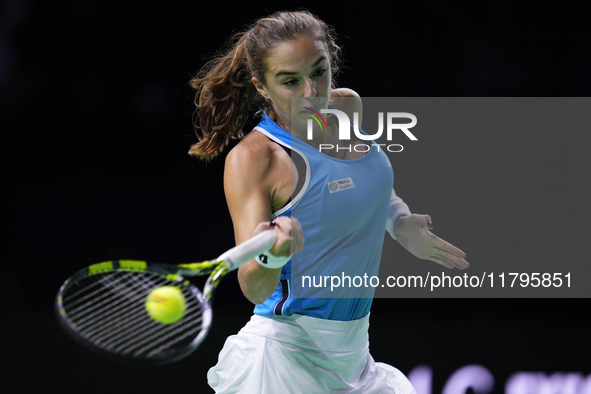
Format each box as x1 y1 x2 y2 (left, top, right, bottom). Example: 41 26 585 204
237 264 281 305
239 283 275 305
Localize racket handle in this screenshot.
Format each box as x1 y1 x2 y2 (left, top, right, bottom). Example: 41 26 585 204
217 230 277 271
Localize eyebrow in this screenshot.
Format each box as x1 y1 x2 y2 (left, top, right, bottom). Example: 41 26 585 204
274 56 327 79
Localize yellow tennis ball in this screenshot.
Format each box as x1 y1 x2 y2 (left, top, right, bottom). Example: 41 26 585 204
145 286 186 324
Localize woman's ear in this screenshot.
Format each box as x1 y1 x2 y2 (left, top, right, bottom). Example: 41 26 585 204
252 76 267 99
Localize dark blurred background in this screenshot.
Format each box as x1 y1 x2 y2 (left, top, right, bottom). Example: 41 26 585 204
2 1 589 393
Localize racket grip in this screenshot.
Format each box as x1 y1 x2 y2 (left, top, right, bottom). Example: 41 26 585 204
217 230 277 271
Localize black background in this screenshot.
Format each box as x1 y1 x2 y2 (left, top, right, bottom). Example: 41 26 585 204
2 1 589 393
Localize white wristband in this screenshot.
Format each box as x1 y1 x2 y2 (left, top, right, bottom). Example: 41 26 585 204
255 251 291 269
386 196 411 240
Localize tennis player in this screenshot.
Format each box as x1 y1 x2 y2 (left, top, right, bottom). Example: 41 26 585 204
188 10 469 393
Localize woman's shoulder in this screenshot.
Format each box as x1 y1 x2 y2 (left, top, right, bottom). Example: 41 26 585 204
224 129 284 176
329 88 362 117
331 87 360 98
223 128 291 208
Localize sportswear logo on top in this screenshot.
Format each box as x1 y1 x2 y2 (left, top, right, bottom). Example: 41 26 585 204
258 254 268 264
327 177 355 194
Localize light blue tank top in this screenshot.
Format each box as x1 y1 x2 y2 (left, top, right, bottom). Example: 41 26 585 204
252 112 394 321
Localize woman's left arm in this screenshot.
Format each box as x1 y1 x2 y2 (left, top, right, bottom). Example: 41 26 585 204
333 90 468 269
391 190 469 270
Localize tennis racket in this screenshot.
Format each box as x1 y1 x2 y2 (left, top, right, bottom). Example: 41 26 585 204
55 229 277 365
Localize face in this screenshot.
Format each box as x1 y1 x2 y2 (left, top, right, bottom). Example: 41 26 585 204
252 35 331 134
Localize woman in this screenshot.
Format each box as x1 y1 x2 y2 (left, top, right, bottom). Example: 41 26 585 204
189 10 468 393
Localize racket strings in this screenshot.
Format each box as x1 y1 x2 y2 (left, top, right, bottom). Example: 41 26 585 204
65 271 149 326
62 271 134 314
80 274 176 342
61 270 205 360
70 272 168 327
124 306 204 357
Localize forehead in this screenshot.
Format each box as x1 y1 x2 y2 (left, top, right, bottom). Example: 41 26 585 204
265 35 328 76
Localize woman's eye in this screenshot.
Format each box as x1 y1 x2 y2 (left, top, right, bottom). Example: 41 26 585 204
284 79 298 86
313 69 326 77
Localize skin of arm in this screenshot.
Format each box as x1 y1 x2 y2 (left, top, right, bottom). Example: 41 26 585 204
224 131 302 305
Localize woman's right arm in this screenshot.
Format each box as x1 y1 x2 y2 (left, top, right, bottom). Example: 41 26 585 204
223 138 303 305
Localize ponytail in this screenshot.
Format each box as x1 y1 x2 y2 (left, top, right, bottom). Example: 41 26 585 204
188 34 261 160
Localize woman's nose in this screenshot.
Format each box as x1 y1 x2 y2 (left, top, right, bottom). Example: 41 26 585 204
303 78 317 98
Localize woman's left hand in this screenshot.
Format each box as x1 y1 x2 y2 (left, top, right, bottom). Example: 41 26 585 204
393 214 469 270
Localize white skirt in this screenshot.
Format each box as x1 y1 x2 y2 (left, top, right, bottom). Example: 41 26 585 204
207 313 416 394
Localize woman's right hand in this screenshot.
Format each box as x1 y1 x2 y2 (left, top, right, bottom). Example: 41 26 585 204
253 216 304 258
237 216 303 304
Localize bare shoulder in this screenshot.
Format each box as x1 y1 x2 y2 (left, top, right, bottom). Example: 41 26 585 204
224 129 291 196
331 87 360 98
329 88 362 117
223 129 291 233
225 131 276 179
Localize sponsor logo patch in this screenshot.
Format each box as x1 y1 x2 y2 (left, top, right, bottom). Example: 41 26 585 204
327 177 355 193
